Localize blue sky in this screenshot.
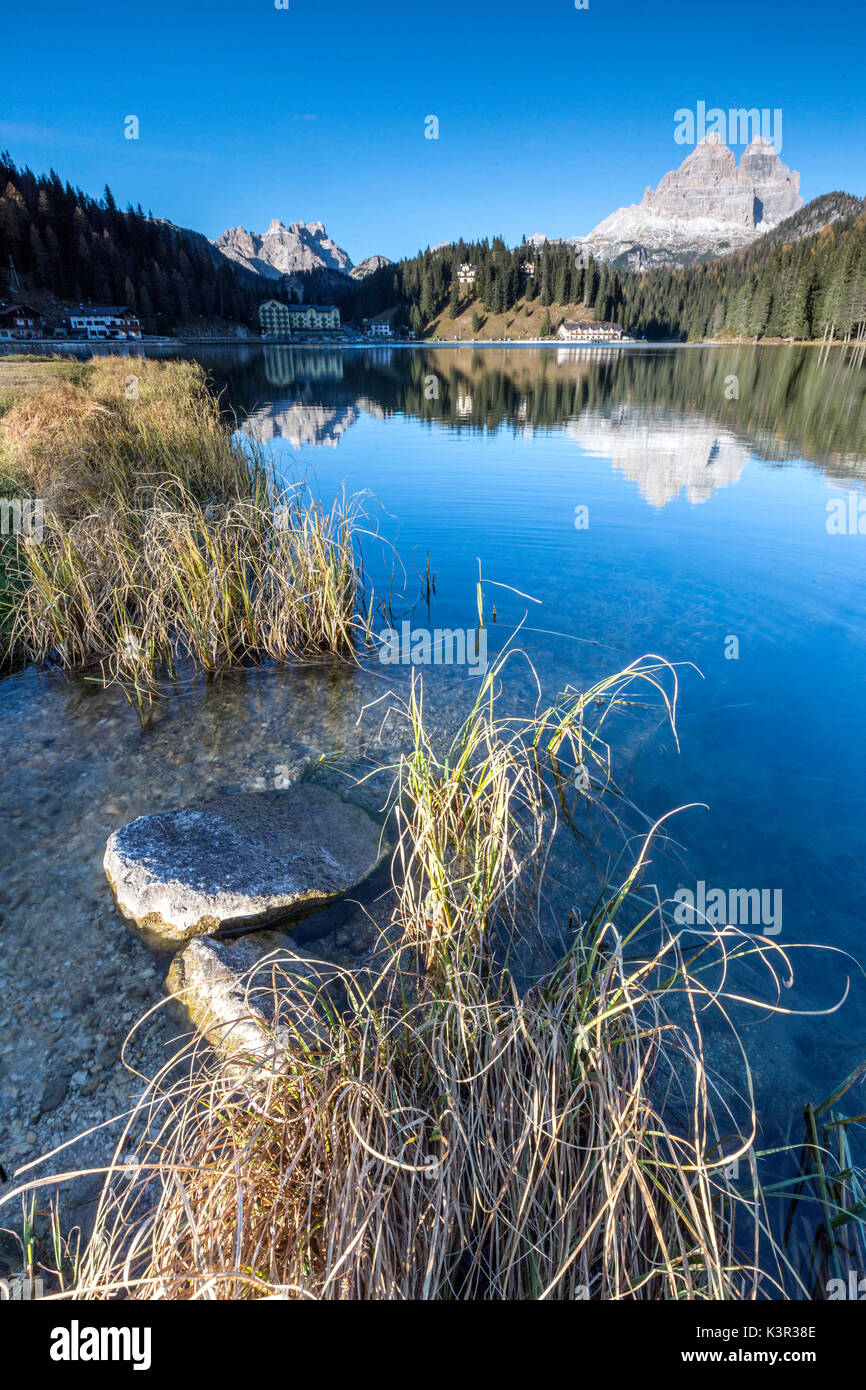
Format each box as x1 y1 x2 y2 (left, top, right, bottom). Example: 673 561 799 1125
2 0 864 263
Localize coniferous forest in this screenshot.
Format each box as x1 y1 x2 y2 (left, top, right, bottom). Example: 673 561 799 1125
0 152 262 331
0 149 863 342
388 197 866 342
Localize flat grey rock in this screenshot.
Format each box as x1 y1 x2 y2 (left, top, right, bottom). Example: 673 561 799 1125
104 787 385 943
166 931 346 1064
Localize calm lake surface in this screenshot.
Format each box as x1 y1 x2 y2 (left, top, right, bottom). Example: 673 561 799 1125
202 341 866 1125
2 342 866 1214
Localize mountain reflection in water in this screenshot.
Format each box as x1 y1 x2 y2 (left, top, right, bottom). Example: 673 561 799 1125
197 343 866 499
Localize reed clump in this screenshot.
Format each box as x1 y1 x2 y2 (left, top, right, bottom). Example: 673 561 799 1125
75 656 792 1300
1 356 373 699
1 356 250 510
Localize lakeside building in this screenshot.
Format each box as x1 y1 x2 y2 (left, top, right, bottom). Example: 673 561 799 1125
366 320 394 338
258 300 341 336
258 300 293 336
68 305 142 340
0 303 44 339
557 320 625 343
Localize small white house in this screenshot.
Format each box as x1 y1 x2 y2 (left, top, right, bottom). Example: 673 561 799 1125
367 321 393 338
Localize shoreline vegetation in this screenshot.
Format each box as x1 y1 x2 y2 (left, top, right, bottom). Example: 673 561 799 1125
76 657 792 1300
1 356 864 1300
0 357 376 706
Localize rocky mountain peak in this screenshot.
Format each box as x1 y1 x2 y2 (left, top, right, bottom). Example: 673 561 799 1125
214 219 354 279
575 137 803 271
638 135 797 228
738 138 801 223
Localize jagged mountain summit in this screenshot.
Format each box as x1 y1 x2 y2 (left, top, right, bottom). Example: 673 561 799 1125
214 220 354 279
575 135 803 271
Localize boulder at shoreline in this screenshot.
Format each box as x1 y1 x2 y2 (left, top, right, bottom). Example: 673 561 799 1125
104 787 385 943
166 931 347 1063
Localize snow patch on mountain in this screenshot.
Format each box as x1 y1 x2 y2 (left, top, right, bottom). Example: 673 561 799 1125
563 135 803 271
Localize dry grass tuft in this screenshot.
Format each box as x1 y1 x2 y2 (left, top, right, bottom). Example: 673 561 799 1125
70 655 795 1300
1 357 375 703
2 356 251 511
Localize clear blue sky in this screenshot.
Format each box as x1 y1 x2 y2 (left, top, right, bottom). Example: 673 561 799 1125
2 0 864 263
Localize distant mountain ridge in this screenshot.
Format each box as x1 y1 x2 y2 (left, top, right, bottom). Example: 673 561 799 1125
349 254 393 281
213 220 392 289
215 220 354 279
754 191 865 249
572 135 803 271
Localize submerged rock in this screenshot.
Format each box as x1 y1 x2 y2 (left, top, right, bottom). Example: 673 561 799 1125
104 787 385 943
166 931 346 1063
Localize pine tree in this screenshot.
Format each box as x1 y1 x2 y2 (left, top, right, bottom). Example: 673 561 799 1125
553 260 567 305
419 271 435 323
448 275 460 318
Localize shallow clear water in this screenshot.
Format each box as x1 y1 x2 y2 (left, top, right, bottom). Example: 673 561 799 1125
214 341 866 1123
2 342 866 1215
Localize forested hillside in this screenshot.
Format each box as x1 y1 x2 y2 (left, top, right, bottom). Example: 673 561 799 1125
396 237 597 333
1 147 863 344
0 152 261 330
392 197 866 342
622 195 866 340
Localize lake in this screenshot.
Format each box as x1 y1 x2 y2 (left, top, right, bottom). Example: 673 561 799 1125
2 341 865 1228
192 339 866 1126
